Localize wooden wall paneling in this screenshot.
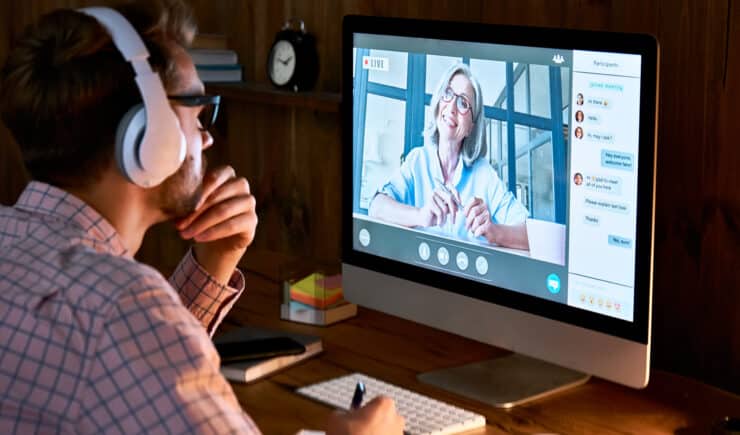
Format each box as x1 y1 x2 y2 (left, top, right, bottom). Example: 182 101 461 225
245 0 278 85
219 103 298 258
353 0 484 22
294 110 342 263
0 1 27 207
0 132 26 206
482 0 570 28
202 122 343 263
189 0 263 83
288 0 342 92
651 0 733 390
701 0 740 391
317 0 343 91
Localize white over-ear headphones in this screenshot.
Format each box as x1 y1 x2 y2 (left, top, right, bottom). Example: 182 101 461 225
79 7 186 188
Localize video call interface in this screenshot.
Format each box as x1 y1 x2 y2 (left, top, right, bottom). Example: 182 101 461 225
351 33 642 322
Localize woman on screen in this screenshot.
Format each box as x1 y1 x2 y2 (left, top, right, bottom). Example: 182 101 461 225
368 63 529 249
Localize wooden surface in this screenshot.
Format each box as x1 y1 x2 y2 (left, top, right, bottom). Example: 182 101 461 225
1 0 740 394
217 269 740 435
206 82 341 113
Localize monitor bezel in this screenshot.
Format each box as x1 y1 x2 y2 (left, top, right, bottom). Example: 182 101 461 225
342 15 657 344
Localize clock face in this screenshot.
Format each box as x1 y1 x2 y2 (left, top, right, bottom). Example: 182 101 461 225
269 40 296 86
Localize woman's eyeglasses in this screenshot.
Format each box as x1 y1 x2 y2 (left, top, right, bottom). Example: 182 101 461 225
168 94 221 131
441 87 472 115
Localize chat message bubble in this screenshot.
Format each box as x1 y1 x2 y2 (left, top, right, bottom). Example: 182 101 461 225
587 96 613 109
585 113 601 124
589 81 624 92
586 131 615 144
584 174 622 195
583 214 600 226
601 150 634 171
607 234 633 248
584 197 629 214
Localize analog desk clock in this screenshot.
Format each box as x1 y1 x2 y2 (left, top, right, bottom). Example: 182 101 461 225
267 19 319 92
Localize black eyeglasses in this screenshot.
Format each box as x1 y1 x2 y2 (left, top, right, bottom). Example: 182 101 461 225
168 94 221 131
441 87 473 115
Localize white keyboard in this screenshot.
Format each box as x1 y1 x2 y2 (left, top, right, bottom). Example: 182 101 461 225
296 373 486 435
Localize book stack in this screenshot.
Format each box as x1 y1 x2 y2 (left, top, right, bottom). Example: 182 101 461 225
189 33 242 83
281 272 357 326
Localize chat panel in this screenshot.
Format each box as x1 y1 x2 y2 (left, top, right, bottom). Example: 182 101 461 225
568 51 642 309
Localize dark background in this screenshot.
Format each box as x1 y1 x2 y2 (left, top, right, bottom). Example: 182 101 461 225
1 0 738 394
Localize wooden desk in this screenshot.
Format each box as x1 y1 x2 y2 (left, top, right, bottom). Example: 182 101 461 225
217 270 740 435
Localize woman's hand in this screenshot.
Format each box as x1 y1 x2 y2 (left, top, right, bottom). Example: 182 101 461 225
463 198 529 249
417 184 462 228
464 197 497 243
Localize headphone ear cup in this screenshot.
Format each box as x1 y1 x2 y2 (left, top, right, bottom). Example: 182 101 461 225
115 104 147 186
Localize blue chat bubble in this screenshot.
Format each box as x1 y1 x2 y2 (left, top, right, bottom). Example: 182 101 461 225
601 150 634 171
608 235 632 248
589 81 624 92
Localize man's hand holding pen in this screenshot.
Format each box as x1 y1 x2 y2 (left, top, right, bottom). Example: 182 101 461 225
326 382 404 435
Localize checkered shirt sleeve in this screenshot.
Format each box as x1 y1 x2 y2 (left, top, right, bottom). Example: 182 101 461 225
169 249 245 337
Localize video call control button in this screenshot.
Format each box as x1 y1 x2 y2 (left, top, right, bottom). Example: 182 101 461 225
437 247 450 266
475 256 489 275
456 252 469 271
358 228 371 247
546 273 561 294
418 242 431 261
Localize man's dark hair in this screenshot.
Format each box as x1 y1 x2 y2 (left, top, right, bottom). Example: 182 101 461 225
0 0 196 187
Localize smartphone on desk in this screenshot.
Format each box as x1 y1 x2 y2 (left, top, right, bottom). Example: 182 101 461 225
215 337 306 364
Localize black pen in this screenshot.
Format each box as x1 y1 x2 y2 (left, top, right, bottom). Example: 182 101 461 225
350 381 365 409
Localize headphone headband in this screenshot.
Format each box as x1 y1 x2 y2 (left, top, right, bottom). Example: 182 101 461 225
79 7 186 187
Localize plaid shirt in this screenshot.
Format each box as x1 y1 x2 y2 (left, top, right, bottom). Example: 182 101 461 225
0 182 261 434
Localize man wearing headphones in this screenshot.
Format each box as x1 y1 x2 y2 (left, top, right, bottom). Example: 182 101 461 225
0 1 403 434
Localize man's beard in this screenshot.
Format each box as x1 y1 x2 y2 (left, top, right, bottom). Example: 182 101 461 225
157 153 207 219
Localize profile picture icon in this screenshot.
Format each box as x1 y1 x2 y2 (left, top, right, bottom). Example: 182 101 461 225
576 93 584 105
574 172 583 186
575 110 584 123
575 126 584 139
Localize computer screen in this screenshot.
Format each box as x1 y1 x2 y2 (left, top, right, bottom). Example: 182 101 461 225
342 16 657 393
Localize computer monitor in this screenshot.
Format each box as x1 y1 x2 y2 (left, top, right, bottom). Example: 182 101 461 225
342 15 658 407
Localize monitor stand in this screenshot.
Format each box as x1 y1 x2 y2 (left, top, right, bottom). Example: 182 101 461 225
417 353 590 408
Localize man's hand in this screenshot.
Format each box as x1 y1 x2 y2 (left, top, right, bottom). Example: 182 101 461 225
176 166 258 284
326 396 405 435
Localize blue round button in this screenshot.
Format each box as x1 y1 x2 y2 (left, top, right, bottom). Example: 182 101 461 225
546 273 561 294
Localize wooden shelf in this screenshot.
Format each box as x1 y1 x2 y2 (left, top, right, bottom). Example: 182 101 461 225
205 82 341 113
